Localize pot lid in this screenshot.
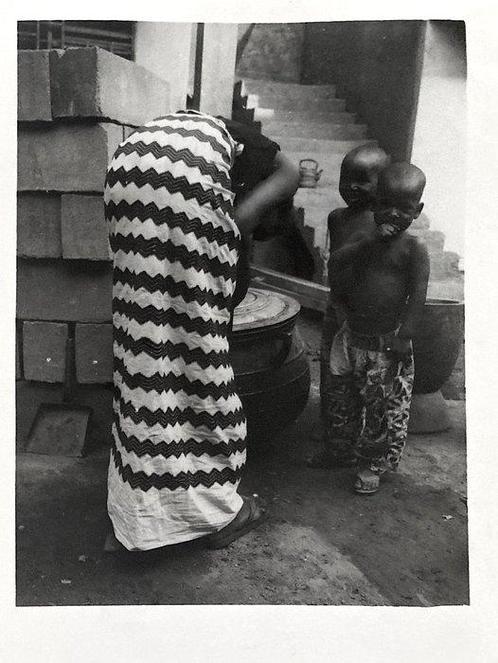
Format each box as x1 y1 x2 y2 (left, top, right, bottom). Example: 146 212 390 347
232 287 301 332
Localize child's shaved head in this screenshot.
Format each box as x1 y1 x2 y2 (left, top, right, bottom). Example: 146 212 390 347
374 162 426 238
339 144 391 209
341 144 391 173
377 162 426 203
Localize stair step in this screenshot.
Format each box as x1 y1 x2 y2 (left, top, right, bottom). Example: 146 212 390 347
288 151 350 167
262 121 368 140
294 188 340 209
260 109 358 124
294 210 436 241
430 265 461 281
427 278 464 301
242 78 337 96
247 94 347 112
276 137 377 153
288 149 386 188
293 193 434 232
293 218 448 258
283 152 344 186
294 196 434 234
242 79 337 104
296 209 329 248
411 214 430 230
409 229 446 252
430 250 461 271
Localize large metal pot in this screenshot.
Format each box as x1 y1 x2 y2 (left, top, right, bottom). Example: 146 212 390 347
229 288 310 443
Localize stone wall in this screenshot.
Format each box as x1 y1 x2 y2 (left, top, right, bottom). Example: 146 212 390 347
16 47 171 451
236 23 305 83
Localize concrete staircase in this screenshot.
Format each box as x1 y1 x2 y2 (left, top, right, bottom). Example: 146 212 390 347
242 77 464 300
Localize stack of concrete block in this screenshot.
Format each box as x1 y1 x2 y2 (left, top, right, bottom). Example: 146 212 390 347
17 47 171 448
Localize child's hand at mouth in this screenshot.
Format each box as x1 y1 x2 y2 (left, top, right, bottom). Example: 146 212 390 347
376 222 400 238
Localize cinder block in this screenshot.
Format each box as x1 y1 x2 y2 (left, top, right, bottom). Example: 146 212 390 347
17 259 112 323
18 50 55 122
75 324 113 383
51 46 171 126
17 193 62 258
16 381 64 451
61 194 110 260
123 125 137 140
18 122 123 192
23 321 68 383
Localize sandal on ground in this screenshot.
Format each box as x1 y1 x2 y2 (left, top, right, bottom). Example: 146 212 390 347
306 449 357 469
354 469 380 495
204 496 266 550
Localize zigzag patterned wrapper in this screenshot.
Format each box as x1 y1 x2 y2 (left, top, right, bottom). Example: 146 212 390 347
106 112 247 550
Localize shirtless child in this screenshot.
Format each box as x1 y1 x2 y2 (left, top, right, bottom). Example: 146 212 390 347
309 144 390 468
322 162 430 494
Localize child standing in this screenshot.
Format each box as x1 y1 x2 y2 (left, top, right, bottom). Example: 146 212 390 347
309 144 391 468
324 162 430 494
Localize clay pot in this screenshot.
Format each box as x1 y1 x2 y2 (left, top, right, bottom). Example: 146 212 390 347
229 288 310 445
413 298 465 394
410 298 464 433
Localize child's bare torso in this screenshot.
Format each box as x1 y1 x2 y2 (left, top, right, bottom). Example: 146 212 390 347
327 207 421 335
344 231 415 335
328 207 375 252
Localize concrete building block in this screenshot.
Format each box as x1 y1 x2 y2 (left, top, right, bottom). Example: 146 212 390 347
18 122 123 192
23 321 68 383
51 46 171 125
17 193 62 258
75 324 113 383
122 125 136 140
17 259 112 323
18 50 54 122
61 194 110 261
16 381 64 451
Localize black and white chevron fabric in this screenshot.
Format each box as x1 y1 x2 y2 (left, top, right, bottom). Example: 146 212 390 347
104 112 247 550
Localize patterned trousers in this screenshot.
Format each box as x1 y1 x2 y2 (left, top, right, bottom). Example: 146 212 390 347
321 318 414 473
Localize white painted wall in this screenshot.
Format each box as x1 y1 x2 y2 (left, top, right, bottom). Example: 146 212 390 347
198 23 238 117
411 21 466 257
134 22 193 113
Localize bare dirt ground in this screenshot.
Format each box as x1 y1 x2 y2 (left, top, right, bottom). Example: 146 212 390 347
16 313 468 606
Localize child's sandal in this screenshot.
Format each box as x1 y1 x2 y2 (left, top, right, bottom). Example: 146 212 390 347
354 469 380 494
